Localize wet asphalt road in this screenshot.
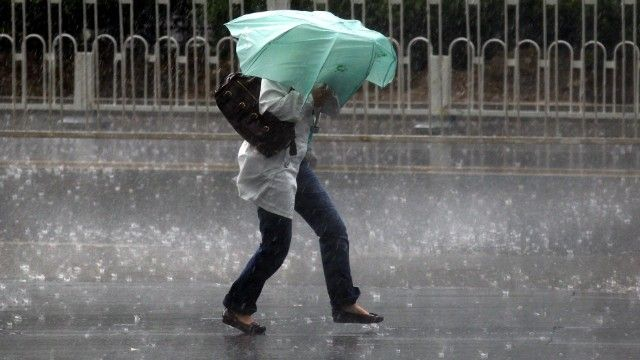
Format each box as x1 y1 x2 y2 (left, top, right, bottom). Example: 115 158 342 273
1 135 640 359
1 283 640 360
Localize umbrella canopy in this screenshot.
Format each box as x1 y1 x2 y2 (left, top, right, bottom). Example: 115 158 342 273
225 10 397 107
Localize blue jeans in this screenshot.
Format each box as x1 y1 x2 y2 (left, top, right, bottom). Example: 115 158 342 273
223 159 361 315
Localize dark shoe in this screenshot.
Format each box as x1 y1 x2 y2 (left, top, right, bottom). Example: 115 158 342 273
332 308 384 324
222 308 266 335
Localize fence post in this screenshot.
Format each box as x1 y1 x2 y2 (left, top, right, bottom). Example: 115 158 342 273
266 0 290 10
74 52 95 109
313 0 328 11
430 55 450 114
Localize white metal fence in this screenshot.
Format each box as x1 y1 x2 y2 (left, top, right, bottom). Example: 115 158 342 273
0 0 639 138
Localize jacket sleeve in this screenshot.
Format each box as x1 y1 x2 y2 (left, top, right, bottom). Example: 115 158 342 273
259 79 308 123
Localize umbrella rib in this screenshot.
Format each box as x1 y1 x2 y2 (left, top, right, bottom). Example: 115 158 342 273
379 47 398 87
314 33 340 88
333 42 377 107
291 31 340 104
365 42 396 87
363 42 377 86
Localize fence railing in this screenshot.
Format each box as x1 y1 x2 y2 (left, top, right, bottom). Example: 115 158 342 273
0 0 639 138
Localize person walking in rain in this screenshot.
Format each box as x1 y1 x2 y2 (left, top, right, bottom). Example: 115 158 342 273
220 9 396 335
221 79 384 335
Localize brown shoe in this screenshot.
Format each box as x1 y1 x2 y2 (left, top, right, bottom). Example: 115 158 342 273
222 308 266 335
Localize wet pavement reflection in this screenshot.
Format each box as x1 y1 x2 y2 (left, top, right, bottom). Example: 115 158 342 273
1 283 639 359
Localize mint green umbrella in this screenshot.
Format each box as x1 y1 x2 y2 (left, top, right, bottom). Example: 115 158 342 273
225 10 397 107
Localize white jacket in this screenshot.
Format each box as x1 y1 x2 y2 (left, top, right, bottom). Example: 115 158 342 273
234 79 338 219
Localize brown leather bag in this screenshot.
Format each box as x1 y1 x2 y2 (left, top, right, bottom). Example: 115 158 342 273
215 73 296 157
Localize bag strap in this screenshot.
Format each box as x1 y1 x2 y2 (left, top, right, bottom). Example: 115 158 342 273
289 141 297 156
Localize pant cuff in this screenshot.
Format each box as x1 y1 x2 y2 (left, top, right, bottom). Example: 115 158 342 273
330 286 361 309
223 294 256 315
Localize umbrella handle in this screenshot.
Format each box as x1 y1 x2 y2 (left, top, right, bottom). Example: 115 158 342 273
312 111 320 133
308 111 320 147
